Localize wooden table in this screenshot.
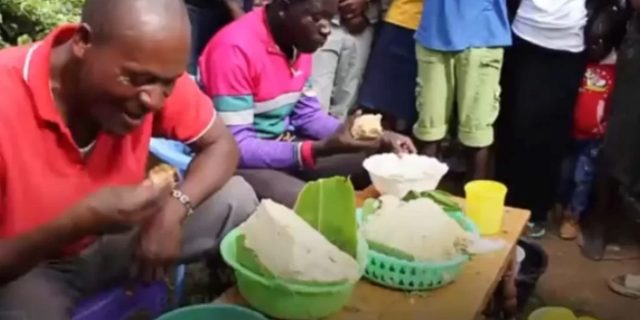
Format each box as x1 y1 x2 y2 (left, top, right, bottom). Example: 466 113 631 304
216 187 530 319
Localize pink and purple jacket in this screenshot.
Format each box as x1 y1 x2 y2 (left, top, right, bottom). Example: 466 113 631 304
198 8 340 169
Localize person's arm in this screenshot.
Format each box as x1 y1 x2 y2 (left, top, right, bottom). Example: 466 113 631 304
182 121 237 209
198 45 316 169
228 124 316 168
225 0 245 19
0 173 169 284
0 134 86 284
0 207 86 285
290 81 341 140
139 77 239 281
507 0 522 10
507 0 522 21
154 74 238 213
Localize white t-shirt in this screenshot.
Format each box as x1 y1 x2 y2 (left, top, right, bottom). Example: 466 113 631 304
512 0 588 53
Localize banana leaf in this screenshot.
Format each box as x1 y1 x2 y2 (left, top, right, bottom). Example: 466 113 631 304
368 241 416 261
235 177 361 285
294 177 358 259
361 198 379 220
403 190 462 212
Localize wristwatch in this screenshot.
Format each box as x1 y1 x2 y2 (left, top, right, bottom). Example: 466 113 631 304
171 188 195 218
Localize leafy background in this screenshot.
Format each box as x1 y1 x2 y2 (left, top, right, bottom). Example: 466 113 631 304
0 0 83 48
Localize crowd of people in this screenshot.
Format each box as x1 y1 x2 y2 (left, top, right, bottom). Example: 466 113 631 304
177 0 640 302
192 0 632 240
0 0 640 318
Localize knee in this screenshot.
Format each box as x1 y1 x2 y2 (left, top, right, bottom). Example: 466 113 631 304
221 176 260 226
181 177 259 261
195 176 258 230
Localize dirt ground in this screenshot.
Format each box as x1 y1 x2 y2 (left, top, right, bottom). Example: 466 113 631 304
523 234 640 320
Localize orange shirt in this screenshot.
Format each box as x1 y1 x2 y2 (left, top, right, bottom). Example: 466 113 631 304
0 25 215 254
385 0 424 31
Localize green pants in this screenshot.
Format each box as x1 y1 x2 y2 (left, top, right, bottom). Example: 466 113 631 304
414 45 504 148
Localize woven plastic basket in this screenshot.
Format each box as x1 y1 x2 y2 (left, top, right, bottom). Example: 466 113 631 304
363 211 479 291
220 229 368 320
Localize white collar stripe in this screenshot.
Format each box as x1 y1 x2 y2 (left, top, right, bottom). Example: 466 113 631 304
22 43 41 82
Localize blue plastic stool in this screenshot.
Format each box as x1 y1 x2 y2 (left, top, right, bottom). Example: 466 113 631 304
149 138 194 177
72 282 168 320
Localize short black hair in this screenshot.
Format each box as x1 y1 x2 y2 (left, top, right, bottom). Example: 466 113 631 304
80 0 189 44
81 0 125 43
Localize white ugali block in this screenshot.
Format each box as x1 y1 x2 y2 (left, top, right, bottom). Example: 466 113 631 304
239 199 360 283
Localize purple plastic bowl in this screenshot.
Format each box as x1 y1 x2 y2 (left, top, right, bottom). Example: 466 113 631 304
72 282 168 320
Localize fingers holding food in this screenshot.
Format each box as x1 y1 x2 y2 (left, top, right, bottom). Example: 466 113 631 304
350 114 383 140
148 164 178 189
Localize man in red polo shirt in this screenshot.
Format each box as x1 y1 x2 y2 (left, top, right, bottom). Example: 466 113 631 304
0 0 258 317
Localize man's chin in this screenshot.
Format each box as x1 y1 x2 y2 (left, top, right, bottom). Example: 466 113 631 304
103 122 135 136
299 46 320 54
297 41 325 54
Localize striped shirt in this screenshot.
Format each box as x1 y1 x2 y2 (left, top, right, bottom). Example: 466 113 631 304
199 8 340 169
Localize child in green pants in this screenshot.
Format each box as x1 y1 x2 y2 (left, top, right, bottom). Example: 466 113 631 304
414 0 511 179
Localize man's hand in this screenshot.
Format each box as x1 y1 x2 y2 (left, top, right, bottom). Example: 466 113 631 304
73 180 172 234
339 0 368 20
0 181 170 285
133 200 184 283
313 111 382 157
380 131 418 154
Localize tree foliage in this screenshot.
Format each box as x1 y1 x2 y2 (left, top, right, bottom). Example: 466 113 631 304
0 0 83 48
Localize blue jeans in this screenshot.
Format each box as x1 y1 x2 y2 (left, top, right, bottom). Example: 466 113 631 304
558 139 602 218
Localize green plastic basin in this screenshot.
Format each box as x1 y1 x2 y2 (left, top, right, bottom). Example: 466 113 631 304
220 228 364 320
156 304 267 320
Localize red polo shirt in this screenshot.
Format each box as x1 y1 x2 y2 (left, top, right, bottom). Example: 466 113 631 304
0 25 215 254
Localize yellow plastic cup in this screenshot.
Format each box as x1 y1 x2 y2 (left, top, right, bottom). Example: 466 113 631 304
527 307 598 320
464 180 508 235
528 307 575 320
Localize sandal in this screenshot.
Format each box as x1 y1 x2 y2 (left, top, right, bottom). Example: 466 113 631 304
608 274 640 299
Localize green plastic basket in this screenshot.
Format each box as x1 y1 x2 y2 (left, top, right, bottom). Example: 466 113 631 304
157 304 267 320
363 211 479 291
220 228 367 320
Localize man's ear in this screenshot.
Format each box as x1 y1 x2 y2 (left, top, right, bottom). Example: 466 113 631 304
71 23 93 59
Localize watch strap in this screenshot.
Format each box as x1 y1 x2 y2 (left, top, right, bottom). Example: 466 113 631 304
171 189 195 218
